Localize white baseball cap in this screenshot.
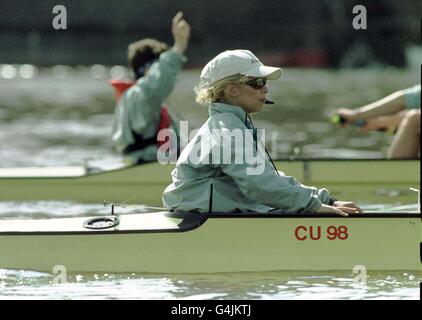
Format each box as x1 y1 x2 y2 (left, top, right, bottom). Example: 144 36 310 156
199 49 282 88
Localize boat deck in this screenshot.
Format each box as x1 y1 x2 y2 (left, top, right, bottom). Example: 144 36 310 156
0 166 87 178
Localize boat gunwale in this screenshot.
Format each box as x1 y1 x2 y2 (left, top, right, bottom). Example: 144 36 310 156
182 212 422 218
0 211 419 236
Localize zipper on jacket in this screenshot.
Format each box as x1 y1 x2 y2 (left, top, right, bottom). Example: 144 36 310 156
246 115 280 176
208 183 214 213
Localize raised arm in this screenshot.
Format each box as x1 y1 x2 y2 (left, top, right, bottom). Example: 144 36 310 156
171 12 191 56
139 12 190 99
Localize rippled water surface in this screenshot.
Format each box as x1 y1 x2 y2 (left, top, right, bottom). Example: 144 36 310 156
0 65 419 166
0 269 420 300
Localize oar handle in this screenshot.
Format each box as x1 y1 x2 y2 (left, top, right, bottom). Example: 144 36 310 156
331 114 366 127
331 114 391 133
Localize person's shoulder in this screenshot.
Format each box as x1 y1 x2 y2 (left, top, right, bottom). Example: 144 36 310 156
114 82 149 108
208 113 246 129
123 78 149 96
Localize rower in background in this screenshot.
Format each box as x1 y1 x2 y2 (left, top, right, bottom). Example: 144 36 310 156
333 84 420 159
110 12 190 164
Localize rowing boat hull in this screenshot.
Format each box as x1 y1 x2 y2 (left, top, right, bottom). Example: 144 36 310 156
0 212 420 273
0 160 419 205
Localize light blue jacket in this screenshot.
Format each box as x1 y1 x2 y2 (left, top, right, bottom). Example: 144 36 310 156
112 49 186 163
162 102 333 213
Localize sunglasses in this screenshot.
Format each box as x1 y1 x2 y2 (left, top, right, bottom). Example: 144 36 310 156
240 77 267 90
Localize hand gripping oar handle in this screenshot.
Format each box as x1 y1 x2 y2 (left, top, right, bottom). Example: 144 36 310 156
331 114 392 133
331 114 367 128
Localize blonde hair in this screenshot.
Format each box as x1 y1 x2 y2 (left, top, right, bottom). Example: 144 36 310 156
194 74 247 106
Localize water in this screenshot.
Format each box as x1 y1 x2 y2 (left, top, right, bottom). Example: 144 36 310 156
0 65 420 299
0 270 419 300
0 64 419 166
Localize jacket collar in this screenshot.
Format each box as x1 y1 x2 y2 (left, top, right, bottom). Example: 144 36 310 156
208 102 248 123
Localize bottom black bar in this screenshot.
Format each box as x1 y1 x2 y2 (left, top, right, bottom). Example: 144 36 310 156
1 300 421 317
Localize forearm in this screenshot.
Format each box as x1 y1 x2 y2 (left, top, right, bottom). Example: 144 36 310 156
356 91 406 118
224 161 323 212
139 50 186 102
172 44 187 56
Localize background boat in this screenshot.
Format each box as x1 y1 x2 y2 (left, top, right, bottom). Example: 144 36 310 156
0 159 418 206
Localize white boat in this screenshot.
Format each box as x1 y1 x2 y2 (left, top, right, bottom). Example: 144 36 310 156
0 210 420 273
